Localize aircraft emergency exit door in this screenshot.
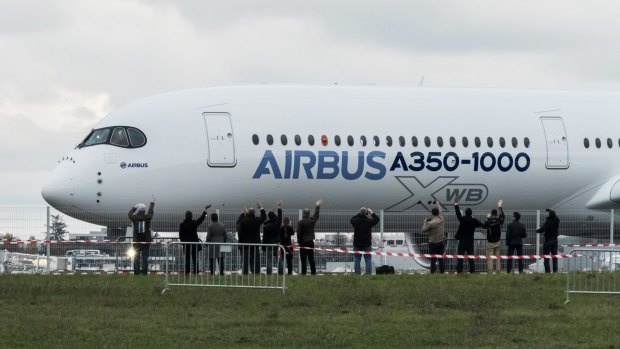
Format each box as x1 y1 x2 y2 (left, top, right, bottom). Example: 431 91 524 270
540 117 569 169
203 112 236 167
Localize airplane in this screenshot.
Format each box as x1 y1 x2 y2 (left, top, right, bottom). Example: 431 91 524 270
41 85 620 231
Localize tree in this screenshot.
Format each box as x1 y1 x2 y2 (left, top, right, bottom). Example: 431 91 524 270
3 233 14 241
49 214 68 241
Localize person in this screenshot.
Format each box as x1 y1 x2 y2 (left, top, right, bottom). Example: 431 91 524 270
536 209 560 273
483 200 505 273
236 203 266 274
178 205 210 274
506 211 527 274
128 200 155 275
297 199 322 275
454 200 484 273
262 201 282 275
206 212 227 275
279 216 295 275
350 207 380 275
421 201 446 274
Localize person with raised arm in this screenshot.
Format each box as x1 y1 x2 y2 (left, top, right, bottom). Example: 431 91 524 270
128 196 155 275
297 199 322 275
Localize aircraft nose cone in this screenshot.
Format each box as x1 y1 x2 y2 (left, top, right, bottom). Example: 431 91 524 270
41 161 74 208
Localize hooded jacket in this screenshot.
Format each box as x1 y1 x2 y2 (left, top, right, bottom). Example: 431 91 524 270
483 207 505 243
179 211 207 242
454 204 483 241
536 210 560 242
262 208 282 245
129 202 155 243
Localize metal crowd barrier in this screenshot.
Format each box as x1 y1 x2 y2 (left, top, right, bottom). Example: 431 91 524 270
163 242 286 294
565 249 620 303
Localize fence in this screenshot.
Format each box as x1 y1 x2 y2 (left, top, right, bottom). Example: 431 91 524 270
1 206 619 274
565 248 620 303
163 242 286 294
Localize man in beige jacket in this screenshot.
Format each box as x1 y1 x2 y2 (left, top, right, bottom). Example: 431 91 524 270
422 201 446 274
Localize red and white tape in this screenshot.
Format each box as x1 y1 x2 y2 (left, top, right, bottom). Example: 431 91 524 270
0 239 164 245
294 245 577 260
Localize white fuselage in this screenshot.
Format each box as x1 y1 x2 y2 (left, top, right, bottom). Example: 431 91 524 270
41 86 620 226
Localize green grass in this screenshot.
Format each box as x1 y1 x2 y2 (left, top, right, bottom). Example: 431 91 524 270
0 274 618 348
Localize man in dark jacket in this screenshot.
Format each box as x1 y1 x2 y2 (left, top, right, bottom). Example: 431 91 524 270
483 200 505 273
536 209 560 273
237 203 267 274
262 201 282 275
279 216 295 275
454 201 484 273
297 199 322 275
128 200 155 275
350 207 380 275
178 205 210 274
506 211 527 274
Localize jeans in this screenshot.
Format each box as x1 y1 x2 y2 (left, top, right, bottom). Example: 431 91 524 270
506 244 524 273
265 247 274 275
543 240 558 273
184 244 198 274
456 239 475 273
354 245 373 275
429 241 445 274
133 244 150 275
299 241 316 275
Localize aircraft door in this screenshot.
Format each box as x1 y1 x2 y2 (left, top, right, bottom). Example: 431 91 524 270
203 112 236 167
540 116 569 169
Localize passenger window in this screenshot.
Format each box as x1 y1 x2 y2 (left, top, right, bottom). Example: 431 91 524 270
373 136 380 146
596 138 601 148
127 128 146 147
281 135 288 146
474 137 481 148
524 137 530 148
437 137 443 147
252 134 259 145
267 134 274 146
110 127 129 147
83 128 111 147
462 137 468 148
360 136 367 147
487 137 493 148
424 136 431 147
335 135 341 146
347 135 354 146
308 135 315 146
294 135 301 146
399 136 405 147
386 136 392 147
449 137 456 147
512 137 518 148
608 138 613 149
499 137 506 148
584 138 590 149
412 136 418 147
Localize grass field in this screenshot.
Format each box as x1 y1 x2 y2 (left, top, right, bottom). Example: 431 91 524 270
0 273 619 348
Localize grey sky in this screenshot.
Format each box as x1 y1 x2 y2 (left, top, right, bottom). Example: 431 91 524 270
2 0 620 205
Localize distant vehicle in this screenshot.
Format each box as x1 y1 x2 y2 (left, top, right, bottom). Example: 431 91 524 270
65 249 109 257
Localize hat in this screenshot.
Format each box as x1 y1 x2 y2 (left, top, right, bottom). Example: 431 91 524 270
135 203 147 213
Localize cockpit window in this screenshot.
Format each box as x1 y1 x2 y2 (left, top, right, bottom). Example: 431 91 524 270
110 127 129 147
83 128 111 146
79 126 147 149
127 128 146 147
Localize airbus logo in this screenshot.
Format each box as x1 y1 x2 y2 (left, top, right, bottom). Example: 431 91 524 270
120 162 148 169
386 176 488 211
